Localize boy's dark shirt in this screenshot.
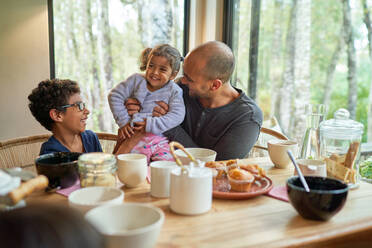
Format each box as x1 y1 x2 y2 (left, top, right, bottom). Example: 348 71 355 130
40 130 102 155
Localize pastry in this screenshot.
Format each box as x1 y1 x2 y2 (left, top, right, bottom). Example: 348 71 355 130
228 168 254 192
344 141 360 169
325 158 356 184
239 164 266 178
205 160 239 179
205 161 227 179
205 159 237 168
325 141 360 184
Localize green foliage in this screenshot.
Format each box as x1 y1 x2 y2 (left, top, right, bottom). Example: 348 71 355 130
54 0 184 132
234 0 372 142
360 157 372 179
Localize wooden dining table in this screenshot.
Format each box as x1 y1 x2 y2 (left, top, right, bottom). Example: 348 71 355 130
27 157 372 248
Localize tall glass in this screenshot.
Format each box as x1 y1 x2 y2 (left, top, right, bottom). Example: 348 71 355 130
299 104 326 159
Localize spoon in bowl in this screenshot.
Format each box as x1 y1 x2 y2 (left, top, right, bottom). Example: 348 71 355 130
287 150 310 192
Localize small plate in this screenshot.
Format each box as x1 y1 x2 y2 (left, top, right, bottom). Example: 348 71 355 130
213 176 273 200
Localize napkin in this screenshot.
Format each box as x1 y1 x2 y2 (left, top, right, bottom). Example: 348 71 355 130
266 185 289 202
56 180 81 197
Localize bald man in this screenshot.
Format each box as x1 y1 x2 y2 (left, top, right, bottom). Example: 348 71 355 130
126 41 263 160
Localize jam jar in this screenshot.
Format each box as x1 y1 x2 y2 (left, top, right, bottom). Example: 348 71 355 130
78 153 117 187
319 108 364 188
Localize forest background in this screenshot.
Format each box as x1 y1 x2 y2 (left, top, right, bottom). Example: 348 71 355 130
54 0 372 144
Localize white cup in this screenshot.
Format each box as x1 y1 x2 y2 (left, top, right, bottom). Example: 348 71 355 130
150 161 178 198
268 139 298 169
174 148 217 165
117 153 147 188
295 159 327 177
170 166 213 215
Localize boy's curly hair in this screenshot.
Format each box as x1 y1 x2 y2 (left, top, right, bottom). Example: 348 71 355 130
28 79 80 131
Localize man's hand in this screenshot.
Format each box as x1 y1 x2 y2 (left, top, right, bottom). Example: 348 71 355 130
153 101 169 117
125 98 141 116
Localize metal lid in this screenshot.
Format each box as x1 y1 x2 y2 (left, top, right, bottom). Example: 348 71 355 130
319 108 364 139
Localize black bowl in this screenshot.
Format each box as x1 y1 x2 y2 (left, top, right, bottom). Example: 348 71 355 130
287 176 348 221
35 152 81 189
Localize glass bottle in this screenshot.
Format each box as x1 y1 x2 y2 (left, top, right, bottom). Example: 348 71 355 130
300 104 326 159
319 108 364 188
78 153 117 187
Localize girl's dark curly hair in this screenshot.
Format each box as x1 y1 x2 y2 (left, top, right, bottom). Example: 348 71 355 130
28 79 80 131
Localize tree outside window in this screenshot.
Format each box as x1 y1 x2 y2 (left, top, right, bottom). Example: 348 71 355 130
230 0 372 143
53 0 185 133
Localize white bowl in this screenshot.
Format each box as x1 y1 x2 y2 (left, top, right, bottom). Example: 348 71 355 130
68 186 124 214
85 203 164 248
174 148 217 165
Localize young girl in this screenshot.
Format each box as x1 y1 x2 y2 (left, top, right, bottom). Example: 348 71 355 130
108 44 185 162
28 79 102 155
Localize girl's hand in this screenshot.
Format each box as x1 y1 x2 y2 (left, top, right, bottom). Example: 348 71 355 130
125 98 141 116
120 123 135 139
133 119 146 133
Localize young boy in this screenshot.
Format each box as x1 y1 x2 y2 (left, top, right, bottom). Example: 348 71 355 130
28 79 102 155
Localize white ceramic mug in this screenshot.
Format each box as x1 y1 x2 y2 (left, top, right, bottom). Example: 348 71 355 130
268 139 298 169
150 161 178 198
295 159 327 177
117 153 147 188
170 166 213 215
174 148 217 165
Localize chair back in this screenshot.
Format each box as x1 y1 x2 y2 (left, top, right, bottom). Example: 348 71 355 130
96 132 117 154
0 132 118 169
249 127 288 158
0 134 51 169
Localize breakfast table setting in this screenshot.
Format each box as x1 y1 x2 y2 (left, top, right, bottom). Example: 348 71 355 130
2 104 372 247
8 148 372 248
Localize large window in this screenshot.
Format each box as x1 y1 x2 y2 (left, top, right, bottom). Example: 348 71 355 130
228 0 372 142
51 0 187 133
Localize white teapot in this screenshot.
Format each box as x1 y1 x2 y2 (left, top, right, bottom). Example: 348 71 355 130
169 142 213 215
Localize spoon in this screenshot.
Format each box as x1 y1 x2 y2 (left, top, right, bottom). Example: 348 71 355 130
287 150 310 192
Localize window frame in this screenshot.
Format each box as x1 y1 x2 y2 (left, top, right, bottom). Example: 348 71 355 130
222 0 261 100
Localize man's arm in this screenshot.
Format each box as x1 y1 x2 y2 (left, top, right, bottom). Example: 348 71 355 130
113 129 146 155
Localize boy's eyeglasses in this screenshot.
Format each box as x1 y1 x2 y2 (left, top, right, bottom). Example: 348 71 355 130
59 101 86 111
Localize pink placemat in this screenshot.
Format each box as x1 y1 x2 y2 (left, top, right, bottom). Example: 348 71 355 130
265 185 289 202
56 180 81 197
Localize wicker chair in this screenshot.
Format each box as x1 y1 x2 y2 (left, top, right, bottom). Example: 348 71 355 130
0 134 51 169
249 127 289 158
0 132 118 169
96 132 117 154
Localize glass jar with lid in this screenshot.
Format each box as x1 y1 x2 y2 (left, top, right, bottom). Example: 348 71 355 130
319 108 364 188
78 152 117 187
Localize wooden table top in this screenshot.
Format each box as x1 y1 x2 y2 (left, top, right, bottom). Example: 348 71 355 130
27 157 372 248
